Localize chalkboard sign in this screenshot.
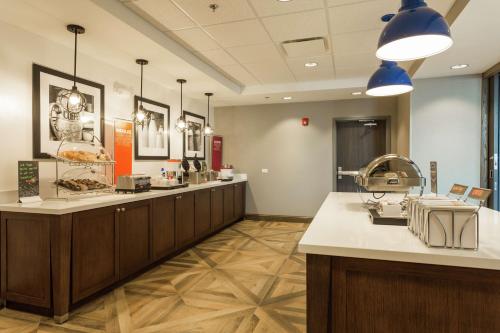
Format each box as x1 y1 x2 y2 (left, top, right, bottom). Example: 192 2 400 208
18 161 40 202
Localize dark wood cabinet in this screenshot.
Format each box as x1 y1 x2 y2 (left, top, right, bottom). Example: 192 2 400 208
223 185 235 225
0 181 246 322
118 200 152 279
195 189 211 239
211 187 224 231
152 196 175 260
175 192 195 248
72 206 119 303
1 213 51 308
234 182 245 220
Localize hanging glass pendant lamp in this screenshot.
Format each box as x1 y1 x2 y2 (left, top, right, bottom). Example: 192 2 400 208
376 0 453 62
366 61 413 97
175 79 188 132
65 24 86 114
203 93 214 137
134 59 149 124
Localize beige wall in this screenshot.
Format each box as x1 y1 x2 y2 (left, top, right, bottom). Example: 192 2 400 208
215 98 398 217
396 93 411 156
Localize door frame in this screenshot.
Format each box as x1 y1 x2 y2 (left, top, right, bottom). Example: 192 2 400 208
332 116 392 191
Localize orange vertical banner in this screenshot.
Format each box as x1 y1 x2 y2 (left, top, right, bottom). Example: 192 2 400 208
114 119 133 183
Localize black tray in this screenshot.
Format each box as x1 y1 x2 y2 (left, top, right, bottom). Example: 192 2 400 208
151 183 189 190
368 209 408 226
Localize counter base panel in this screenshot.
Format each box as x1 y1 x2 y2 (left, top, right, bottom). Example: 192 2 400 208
307 254 500 333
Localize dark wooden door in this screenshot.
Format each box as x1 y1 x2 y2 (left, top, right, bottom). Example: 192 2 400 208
1 213 51 308
119 200 151 279
152 196 175 260
195 189 211 239
223 185 235 225
336 119 387 192
211 187 224 231
234 183 245 220
72 206 119 303
175 192 195 248
487 74 499 209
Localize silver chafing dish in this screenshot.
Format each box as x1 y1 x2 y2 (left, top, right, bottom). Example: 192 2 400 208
339 154 426 194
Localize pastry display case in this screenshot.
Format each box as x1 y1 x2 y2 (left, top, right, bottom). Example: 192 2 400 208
50 136 115 198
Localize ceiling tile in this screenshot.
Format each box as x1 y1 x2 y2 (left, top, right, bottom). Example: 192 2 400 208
243 60 295 84
262 9 328 42
226 43 283 64
172 0 255 26
205 20 271 48
331 29 380 55
198 49 237 68
328 0 398 35
127 0 196 31
249 0 324 17
286 55 335 81
221 64 260 85
334 52 379 69
335 65 377 79
172 28 220 51
327 0 374 7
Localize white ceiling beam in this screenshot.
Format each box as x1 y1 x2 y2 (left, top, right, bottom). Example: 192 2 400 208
91 0 243 94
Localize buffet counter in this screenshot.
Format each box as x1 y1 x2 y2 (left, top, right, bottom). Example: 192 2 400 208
0 178 247 215
300 192 500 332
0 178 247 323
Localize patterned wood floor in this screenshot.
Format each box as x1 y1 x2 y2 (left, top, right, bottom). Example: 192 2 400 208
0 220 308 333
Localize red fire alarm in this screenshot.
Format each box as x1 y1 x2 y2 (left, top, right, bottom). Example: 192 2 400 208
302 117 309 126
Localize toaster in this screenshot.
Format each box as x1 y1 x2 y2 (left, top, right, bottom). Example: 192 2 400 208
116 175 151 193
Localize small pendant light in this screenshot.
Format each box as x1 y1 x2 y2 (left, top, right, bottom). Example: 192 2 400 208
376 0 453 62
203 93 214 137
134 59 149 124
66 24 86 115
366 61 413 97
175 79 188 133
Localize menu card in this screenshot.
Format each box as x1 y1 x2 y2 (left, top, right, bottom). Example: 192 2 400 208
18 161 42 203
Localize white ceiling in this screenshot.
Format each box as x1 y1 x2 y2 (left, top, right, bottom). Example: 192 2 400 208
123 0 454 90
1 0 498 106
416 0 500 79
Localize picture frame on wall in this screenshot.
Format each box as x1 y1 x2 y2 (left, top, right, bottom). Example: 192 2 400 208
134 96 170 160
32 63 105 159
183 111 206 160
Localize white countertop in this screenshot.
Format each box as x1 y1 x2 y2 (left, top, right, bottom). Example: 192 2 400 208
299 192 500 270
0 178 246 215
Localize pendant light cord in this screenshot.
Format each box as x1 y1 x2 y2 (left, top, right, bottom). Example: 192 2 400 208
140 63 143 108
180 82 184 120
207 94 210 124
73 30 77 87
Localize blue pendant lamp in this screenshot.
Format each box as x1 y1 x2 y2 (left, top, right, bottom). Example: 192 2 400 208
376 0 453 61
366 61 413 97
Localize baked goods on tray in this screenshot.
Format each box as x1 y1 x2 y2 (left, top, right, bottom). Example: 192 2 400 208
57 179 109 192
58 148 111 162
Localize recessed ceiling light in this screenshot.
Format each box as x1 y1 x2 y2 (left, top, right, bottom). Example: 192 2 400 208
283 96 292 100
305 62 318 68
351 91 362 96
277 0 292 2
450 64 469 70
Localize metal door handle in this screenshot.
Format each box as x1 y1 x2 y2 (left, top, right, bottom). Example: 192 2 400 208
337 166 342 180
116 208 120 212
121 208 125 212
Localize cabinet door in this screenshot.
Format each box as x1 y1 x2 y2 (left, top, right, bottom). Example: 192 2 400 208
119 200 152 279
152 196 175 260
234 182 245 220
175 192 195 248
223 185 235 225
211 187 224 231
72 206 119 303
1 213 51 308
195 189 211 239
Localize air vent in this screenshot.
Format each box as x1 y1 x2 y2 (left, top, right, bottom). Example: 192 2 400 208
282 37 328 58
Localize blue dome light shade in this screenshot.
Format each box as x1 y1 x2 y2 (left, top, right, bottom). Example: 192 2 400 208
366 61 413 97
376 0 453 62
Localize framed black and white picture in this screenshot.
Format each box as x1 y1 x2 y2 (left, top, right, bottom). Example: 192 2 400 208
32 64 105 159
134 96 170 160
183 111 205 160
